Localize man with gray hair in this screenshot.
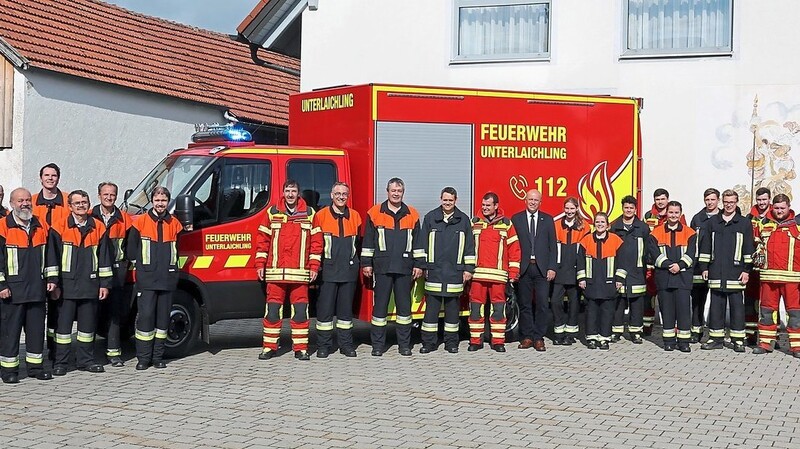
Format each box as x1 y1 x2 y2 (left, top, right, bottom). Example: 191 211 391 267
0 188 54 383
361 178 424 357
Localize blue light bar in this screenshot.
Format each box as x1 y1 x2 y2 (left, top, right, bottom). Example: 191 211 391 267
192 125 253 143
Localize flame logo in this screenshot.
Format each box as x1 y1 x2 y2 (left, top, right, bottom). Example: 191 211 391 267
578 161 614 221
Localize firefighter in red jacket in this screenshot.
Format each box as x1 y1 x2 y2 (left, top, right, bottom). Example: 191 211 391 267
361 178 424 357
577 212 625 350
468 192 520 352
126 186 184 370
745 186 772 345
32 163 70 361
311 182 362 358
46 190 113 375
752 194 800 357
648 201 698 353
0 188 54 383
698 189 755 352
91 182 133 367
255 180 323 361
551 197 589 345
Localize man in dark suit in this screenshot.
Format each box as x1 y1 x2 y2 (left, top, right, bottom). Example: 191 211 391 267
512 189 557 351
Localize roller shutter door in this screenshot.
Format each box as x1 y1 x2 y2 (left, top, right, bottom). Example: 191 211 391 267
375 122 473 216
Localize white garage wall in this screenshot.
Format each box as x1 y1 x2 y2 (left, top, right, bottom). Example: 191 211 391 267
3 68 224 204
300 0 800 213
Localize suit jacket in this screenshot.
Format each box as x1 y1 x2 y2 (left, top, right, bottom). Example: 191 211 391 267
511 209 557 276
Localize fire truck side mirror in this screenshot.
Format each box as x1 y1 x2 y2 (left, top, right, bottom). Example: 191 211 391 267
174 194 194 228
123 188 133 202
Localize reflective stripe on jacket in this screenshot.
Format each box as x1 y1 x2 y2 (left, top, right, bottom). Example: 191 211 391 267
254 198 322 283
648 222 697 291
0 214 49 303
47 215 112 298
361 201 422 275
472 212 521 284
312 205 361 282
577 232 625 300
127 210 183 291
418 207 475 297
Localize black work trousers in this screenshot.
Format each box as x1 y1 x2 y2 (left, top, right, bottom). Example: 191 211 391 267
708 290 745 343
371 273 413 351
690 283 709 334
421 294 460 349
612 295 645 335
517 263 551 341
659 288 692 343
46 296 59 361
585 297 615 342
316 281 356 351
54 298 98 369
135 290 172 364
104 285 130 358
0 301 46 377
551 283 581 336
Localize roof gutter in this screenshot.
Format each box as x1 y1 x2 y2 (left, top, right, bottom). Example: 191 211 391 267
0 36 29 69
247 42 300 77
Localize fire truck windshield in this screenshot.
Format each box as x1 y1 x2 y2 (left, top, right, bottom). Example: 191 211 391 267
124 155 213 214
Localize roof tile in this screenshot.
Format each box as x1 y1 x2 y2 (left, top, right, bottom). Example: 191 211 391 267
0 0 299 125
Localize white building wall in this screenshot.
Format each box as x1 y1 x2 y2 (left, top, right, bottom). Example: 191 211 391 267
1 68 223 204
300 0 800 213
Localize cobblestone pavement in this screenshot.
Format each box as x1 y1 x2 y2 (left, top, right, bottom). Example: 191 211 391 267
1 319 799 449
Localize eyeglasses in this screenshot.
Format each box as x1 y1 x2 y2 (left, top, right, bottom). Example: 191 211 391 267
332 192 349 197
70 201 89 206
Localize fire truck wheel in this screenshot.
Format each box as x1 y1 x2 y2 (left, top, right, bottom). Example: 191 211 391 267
504 296 519 335
165 290 201 358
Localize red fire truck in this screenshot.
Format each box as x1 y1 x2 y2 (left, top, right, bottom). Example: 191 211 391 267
123 84 642 356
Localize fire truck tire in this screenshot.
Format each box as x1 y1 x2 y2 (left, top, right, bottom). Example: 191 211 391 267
165 290 201 358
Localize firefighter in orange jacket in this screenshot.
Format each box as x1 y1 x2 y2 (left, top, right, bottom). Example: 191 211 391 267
648 201 698 353
361 178 424 357
752 194 800 357
577 212 625 350
312 182 362 358
255 180 323 361
468 192 520 352
32 163 70 361
0 188 53 383
551 197 589 346
91 182 133 367
46 190 113 375
126 186 184 370
746 186 772 345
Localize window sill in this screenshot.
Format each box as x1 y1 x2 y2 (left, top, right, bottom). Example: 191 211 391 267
449 56 551 65
619 51 733 60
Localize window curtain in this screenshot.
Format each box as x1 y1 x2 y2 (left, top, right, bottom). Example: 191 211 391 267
459 3 549 57
627 0 731 51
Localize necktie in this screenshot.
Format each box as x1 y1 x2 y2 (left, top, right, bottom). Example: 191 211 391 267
530 213 536 258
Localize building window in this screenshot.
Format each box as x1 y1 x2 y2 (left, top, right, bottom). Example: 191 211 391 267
452 0 551 63
623 0 733 57
1 58 13 149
